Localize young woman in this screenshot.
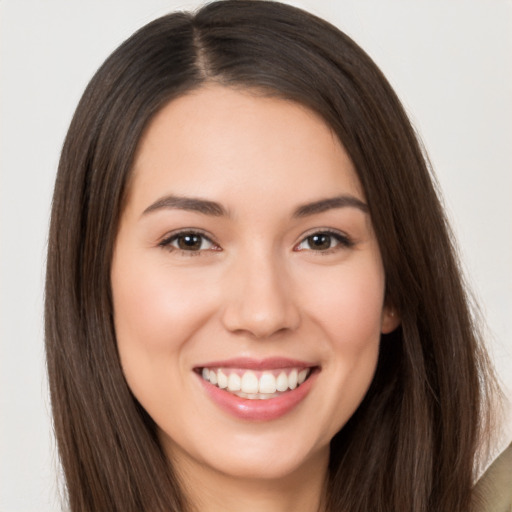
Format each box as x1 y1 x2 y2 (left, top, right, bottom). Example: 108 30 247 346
45 1 504 510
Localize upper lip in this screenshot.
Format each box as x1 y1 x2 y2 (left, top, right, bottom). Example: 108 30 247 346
195 357 316 371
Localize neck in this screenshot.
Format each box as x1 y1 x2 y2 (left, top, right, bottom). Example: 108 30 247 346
174 448 329 512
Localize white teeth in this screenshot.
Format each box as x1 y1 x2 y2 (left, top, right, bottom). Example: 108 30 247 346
276 371 288 392
201 367 312 398
259 372 277 394
217 370 228 389
227 373 241 392
298 369 308 385
241 371 259 394
288 369 298 390
236 391 275 400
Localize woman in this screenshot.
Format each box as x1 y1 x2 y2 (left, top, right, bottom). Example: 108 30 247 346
45 1 504 511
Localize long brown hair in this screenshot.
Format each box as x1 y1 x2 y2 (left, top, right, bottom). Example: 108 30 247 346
45 1 497 510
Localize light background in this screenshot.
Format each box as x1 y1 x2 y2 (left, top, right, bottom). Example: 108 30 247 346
1 1 511 510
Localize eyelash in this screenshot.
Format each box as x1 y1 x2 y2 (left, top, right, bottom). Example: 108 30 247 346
158 229 354 256
294 229 354 254
158 230 219 256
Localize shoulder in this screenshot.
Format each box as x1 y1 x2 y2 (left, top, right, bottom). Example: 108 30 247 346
472 442 512 512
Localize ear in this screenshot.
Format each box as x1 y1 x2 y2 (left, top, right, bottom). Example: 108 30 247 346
381 306 400 334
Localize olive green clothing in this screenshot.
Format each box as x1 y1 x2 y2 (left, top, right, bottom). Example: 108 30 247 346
473 443 512 511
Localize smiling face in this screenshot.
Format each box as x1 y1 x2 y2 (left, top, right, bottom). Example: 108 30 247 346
111 85 398 491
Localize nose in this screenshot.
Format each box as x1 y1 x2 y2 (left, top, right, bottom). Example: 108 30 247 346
221 250 301 339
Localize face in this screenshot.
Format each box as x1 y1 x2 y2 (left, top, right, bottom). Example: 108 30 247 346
111 85 398 486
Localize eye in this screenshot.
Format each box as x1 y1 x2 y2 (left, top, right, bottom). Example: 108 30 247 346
295 230 353 252
159 231 219 253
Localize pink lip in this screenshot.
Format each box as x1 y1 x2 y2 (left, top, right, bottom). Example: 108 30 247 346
195 359 319 421
196 357 315 371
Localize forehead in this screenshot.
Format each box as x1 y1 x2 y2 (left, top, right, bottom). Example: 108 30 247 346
128 85 363 213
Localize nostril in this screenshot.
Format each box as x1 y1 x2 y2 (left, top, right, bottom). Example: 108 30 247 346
221 297 301 339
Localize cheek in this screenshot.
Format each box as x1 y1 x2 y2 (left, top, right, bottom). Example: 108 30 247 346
110 251 220 424
301 257 386 349
110 251 221 414
111 257 215 355
296 254 385 431
326 273 383 382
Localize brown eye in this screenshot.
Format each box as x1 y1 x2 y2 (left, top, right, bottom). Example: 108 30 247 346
177 234 203 251
295 230 353 252
159 231 217 253
306 234 332 251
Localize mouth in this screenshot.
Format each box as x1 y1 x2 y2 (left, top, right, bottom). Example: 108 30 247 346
194 358 319 421
197 366 313 400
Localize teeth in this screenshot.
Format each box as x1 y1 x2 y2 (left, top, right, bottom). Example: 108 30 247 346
227 373 241 392
236 391 276 400
259 373 277 394
288 369 298 390
276 372 288 392
241 371 259 394
217 370 228 389
201 367 311 398
298 369 308 384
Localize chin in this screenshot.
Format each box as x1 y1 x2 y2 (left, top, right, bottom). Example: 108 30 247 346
206 445 326 482
164 423 330 484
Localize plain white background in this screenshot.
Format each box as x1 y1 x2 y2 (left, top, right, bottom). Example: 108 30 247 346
1 1 511 510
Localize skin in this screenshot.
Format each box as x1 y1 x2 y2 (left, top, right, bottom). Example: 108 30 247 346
111 85 399 512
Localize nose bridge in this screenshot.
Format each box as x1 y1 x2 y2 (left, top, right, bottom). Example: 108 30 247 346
221 242 300 338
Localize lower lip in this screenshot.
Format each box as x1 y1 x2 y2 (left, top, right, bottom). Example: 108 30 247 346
197 370 317 421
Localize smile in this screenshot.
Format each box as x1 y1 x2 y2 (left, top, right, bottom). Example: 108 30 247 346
200 367 311 399
195 358 319 421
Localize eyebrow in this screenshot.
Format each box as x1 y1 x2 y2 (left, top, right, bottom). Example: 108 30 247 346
142 195 228 217
292 195 368 217
141 193 368 218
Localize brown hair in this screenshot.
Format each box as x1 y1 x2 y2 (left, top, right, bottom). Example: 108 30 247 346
45 1 497 510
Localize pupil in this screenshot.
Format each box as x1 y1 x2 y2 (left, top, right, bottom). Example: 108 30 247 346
178 234 201 250
309 234 330 250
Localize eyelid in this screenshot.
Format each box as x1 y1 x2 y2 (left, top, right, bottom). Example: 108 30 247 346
158 228 220 252
294 228 354 252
